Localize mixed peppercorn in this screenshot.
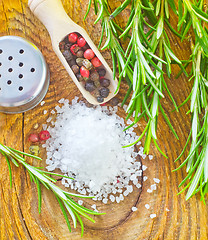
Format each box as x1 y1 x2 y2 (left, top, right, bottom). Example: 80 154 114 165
28 130 50 156
59 32 111 103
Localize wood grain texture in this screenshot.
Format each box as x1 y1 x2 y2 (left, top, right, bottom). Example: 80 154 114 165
0 0 208 239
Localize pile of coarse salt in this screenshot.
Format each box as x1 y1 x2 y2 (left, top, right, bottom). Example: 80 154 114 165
43 97 143 204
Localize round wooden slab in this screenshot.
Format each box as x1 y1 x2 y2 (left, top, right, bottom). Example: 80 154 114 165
1 0 208 239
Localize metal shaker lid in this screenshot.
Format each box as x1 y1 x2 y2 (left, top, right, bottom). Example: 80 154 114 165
0 36 50 114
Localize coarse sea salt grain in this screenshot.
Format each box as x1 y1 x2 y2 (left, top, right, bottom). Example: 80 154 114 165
46 117 52 123
103 198 108 204
150 214 156 219
78 200 83 205
44 99 143 203
42 124 47 130
153 178 160 183
145 204 150 209
149 155 153 160
142 165 147 171
110 195 115 202
132 207 137 212
123 104 128 111
91 204 98 211
143 176 148 181
151 184 157 191
136 183 141 189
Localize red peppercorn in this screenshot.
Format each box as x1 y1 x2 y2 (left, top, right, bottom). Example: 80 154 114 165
80 66 90 78
68 33 78 43
100 103 106 106
28 133 39 143
84 49 95 60
77 37 86 47
39 130 50 141
91 57 102 67
70 44 79 55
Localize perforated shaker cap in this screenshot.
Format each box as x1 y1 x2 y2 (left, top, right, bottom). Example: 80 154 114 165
0 36 50 114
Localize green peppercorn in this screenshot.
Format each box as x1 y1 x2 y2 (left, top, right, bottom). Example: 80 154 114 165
94 80 101 88
76 58 84 66
29 145 40 156
83 59 92 70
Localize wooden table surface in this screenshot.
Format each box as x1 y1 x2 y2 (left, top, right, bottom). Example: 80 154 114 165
1 0 208 239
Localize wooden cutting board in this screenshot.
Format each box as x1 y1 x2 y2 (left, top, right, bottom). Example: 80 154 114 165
0 0 207 239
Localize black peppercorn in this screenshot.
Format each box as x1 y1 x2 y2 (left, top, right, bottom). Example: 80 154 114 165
90 71 99 81
72 65 79 74
64 43 73 50
83 44 89 51
99 87 110 98
98 68 106 77
85 80 96 92
97 96 104 103
63 50 73 62
68 59 76 66
100 78 110 87
59 41 65 51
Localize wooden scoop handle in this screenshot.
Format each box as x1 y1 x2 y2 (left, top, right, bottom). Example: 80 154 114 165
28 0 118 105
28 0 75 40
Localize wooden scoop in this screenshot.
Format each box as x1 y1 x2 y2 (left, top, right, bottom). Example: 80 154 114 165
28 0 118 105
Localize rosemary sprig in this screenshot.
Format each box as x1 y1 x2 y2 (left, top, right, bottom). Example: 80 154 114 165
113 0 182 154
174 0 208 201
178 0 208 49
174 44 208 201
0 143 105 236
